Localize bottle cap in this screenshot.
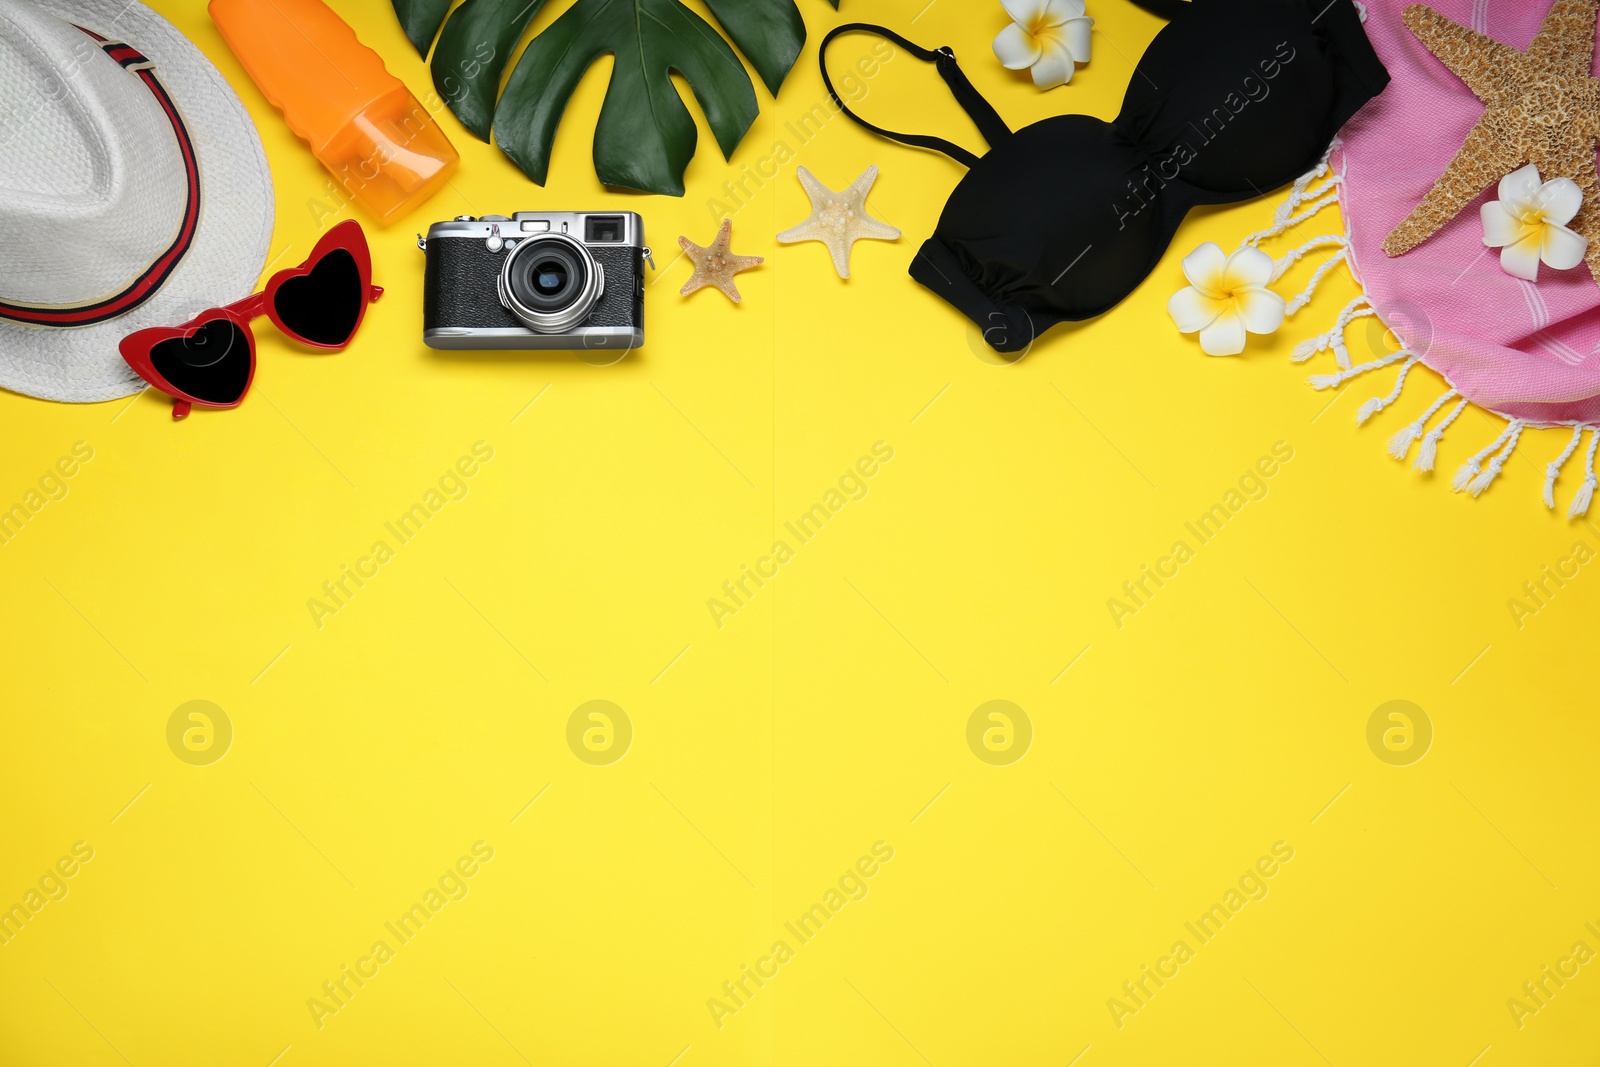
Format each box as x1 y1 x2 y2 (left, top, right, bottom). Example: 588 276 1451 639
210 0 459 224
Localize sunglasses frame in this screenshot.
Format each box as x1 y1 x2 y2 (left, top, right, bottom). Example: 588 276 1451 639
119 220 382 419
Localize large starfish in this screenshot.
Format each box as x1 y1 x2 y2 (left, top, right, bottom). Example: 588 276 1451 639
1382 0 1600 284
678 219 764 303
776 166 901 279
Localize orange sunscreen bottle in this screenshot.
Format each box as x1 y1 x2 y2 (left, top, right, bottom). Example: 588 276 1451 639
210 0 458 225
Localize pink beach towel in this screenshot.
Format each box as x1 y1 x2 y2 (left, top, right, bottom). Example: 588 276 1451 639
1338 0 1600 426
1212 0 1600 510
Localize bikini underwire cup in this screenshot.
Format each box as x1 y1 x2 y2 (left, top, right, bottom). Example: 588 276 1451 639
819 0 1390 353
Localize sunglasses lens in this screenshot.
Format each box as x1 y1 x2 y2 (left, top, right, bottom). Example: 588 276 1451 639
275 247 363 346
149 318 250 404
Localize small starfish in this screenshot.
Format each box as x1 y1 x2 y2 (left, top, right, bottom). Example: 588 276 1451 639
1383 0 1600 284
776 165 901 279
678 219 764 303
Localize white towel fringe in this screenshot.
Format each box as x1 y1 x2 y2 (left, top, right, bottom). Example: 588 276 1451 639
1244 158 1338 248
1330 307 1376 370
1417 399 1467 472
1285 158 1330 199
1291 337 1324 362
1467 420 1524 497
1543 426 1585 509
1452 420 1523 494
1568 428 1599 518
1309 349 1408 391
1292 296 1373 368
1301 177 1340 202
1356 357 1419 425
1285 248 1349 313
1291 160 1329 193
1232 141 1600 515
1271 233 1346 283
1387 388 1458 460
1258 191 1341 245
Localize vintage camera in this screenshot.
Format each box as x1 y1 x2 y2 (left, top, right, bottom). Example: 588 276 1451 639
421 211 649 351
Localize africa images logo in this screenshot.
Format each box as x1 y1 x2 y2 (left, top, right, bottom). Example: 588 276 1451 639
1111 42 1299 233
1106 841 1295 1028
306 842 495 1029
707 442 894 629
567 700 632 765
705 841 894 1030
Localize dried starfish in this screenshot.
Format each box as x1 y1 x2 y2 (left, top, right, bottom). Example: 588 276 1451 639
678 219 764 303
776 166 901 279
1382 0 1600 284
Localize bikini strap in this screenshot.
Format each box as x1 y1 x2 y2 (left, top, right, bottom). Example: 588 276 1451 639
819 23 1011 169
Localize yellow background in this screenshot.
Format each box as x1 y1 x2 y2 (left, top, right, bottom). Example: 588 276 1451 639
3 0 1598 1064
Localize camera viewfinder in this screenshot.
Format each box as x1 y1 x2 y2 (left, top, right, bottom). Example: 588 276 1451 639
586 216 624 243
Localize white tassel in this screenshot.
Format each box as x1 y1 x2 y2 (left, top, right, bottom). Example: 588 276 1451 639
1544 426 1584 509
1293 334 1327 362
1270 193 1303 227
1568 428 1599 519
1356 357 1418 425
1330 307 1376 370
1452 420 1520 493
1277 160 1329 213
1285 249 1348 314
1387 424 1421 459
1387 389 1458 461
1277 191 1341 236
1295 162 1330 193
1417 398 1467 472
1571 480 1595 517
1310 349 1409 391
1272 233 1345 282
1467 420 1524 497
1292 296 1371 367
1244 188 1340 247
1300 177 1339 202
1283 165 1324 205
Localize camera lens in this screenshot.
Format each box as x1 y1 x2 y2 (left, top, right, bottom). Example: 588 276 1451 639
533 260 568 296
506 241 586 313
497 233 605 334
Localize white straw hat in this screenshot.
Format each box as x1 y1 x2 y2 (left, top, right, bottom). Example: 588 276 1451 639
0 0 273 402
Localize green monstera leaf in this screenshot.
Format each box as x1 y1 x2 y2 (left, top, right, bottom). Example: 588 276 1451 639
391 0 837 196
393 0 453 57
695 0 809 97
428 0 551 142
493 0 760 196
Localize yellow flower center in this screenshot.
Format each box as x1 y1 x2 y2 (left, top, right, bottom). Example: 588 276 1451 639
1197 273 1243 302
1026 16 1065 48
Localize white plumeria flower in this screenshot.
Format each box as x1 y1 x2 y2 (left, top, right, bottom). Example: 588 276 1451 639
1167 243 1286 357
1481 164 1589 281
993 0 1093 89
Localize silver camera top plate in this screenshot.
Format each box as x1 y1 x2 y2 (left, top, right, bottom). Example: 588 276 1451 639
425 211 646 247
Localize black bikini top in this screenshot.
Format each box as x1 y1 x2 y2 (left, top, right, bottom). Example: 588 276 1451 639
819 0 1389 353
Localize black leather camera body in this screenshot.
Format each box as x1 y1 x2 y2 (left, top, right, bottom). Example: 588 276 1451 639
422 211 648 352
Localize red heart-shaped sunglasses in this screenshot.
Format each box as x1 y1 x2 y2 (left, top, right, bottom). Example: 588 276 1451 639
120 220 382 419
